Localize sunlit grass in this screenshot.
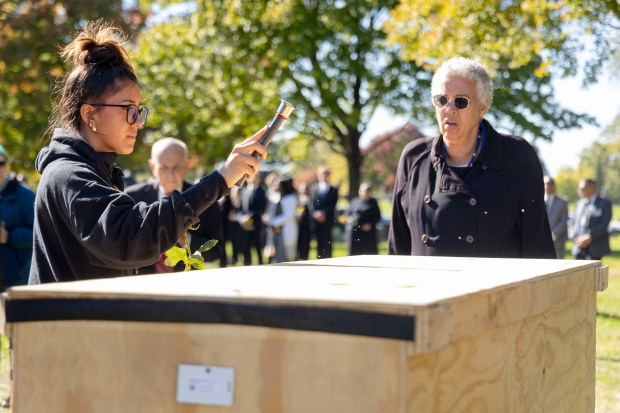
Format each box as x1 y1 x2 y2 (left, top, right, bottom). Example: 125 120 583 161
0 336 9 409
595 234 620 412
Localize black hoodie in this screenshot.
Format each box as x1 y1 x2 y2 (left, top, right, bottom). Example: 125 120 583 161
29 129 229 283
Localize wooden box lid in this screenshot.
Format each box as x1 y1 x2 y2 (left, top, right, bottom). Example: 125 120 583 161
2 256 603 354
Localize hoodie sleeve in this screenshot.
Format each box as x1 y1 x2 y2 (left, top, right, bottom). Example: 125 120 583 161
64 167 228 269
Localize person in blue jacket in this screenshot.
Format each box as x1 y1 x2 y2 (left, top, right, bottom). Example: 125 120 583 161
0 144 35 289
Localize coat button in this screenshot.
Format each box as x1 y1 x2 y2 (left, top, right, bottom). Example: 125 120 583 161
421 234 428 243
465 235 474 243
424 194 431 204
469 198 477 206
482 163 489 170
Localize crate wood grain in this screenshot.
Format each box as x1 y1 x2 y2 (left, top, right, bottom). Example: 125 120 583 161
1 256 606 413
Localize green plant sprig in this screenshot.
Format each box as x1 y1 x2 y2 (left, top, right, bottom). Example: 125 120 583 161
163 225 218 271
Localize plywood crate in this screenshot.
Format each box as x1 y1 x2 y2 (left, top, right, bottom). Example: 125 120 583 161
0 256 608 412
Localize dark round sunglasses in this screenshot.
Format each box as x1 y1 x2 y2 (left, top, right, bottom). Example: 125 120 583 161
87 103 149 126
432 95 471 110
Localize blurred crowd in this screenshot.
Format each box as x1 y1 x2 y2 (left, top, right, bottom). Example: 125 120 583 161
1 134 615 291
198 166 384 269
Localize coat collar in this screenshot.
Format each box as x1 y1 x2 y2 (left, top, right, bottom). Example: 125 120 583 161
431 119 504 171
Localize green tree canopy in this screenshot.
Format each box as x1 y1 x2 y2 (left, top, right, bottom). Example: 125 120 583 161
134 0 429 194
0 1 145 175
6 1 615 192
385 0 618 141
135 0 615 193
387 0 619 83
2 0 425 191
131 11 279 170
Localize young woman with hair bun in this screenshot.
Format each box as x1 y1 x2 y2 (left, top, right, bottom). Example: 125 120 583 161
29 20 267 283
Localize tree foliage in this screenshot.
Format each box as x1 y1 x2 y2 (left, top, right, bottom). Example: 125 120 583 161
0 1 145 174
554 166 580 203
135 0 428 194
131 10 279 169
361 123 421 195
555 30 620 203
578 140 620 202
387 0 619 82
135 0 613 194
385 0 611 141
3 0 617 193
553 106 620 202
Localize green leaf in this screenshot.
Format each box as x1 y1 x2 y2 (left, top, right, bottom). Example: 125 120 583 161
164 246 188 267
188 252 205 270
199 239 218 252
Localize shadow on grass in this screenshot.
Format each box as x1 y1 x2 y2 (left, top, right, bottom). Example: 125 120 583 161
602 247 620 267
597 311 620 320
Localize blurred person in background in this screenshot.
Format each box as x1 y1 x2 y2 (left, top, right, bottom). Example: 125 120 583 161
295 181 312 260
266 177 298 263
238 171 267 265
345 183 381 255
543 175 568 259
0 144 35 290
220 189 243 265
126 138 226 272
388 57 554 258
261 171 280 263
571 178 612 261
311 167 338 259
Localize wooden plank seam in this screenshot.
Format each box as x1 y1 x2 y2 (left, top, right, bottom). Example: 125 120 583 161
595 265 609 292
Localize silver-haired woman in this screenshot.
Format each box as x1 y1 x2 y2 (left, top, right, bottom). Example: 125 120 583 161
388 57 555 258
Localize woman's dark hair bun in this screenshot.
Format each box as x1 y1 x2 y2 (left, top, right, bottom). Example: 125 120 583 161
84 43 125 66
61 20 133 71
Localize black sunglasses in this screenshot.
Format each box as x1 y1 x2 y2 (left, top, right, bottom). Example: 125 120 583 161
0 161 5 167
432 95 471 110
87 103 148 126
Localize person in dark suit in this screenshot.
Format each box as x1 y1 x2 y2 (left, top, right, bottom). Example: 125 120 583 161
125 138 226 273
345 183 381 255
544 176 569 259
220 189 244 265
296 181 312 260
311 167 339 259
571 178 612 261
238 171 267 265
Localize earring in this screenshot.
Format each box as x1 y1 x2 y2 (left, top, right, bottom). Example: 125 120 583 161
89 123 96 132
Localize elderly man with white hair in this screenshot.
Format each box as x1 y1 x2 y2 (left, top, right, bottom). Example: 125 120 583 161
126 137 225 272
388 57 555 258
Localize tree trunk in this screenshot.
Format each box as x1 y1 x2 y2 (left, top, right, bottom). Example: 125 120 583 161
346 144 362 201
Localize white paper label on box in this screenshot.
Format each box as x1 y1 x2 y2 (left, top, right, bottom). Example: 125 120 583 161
177 364 235 406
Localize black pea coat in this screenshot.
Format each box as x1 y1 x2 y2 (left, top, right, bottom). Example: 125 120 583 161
388 119 555 258
345 196 381 255
310 184 339 258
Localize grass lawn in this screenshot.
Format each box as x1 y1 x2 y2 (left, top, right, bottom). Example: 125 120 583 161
0 235 617 410
0 336 8 409
593 235 620 412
